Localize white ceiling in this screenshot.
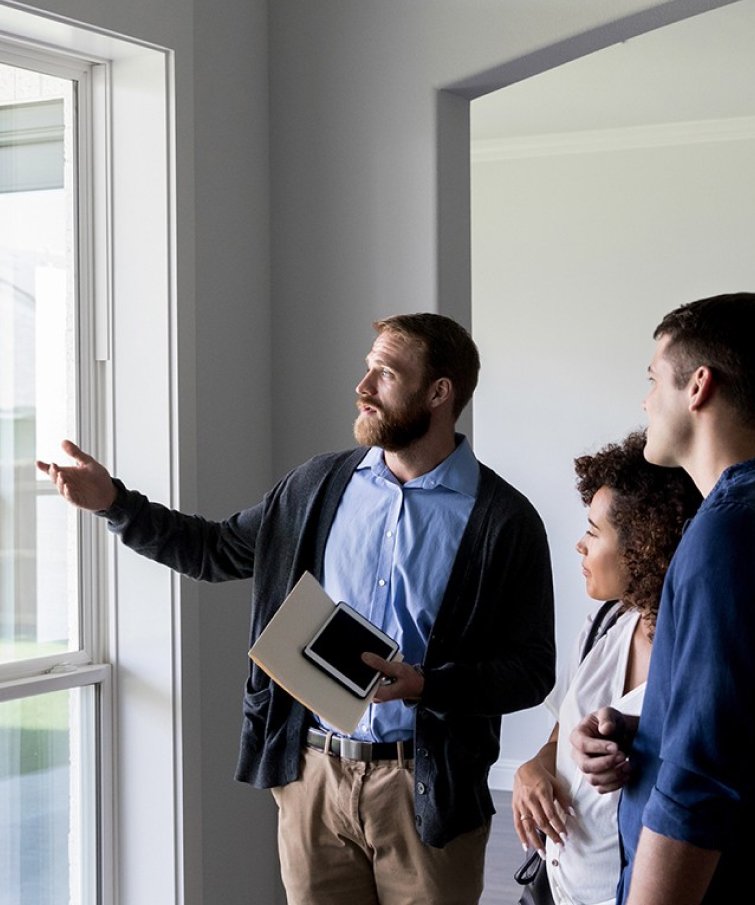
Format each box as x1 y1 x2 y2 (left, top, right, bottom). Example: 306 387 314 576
471 0 755 142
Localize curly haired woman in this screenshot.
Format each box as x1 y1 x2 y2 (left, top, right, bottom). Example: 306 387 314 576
511 430 701 905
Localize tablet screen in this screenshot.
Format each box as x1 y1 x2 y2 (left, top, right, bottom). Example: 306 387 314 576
303 603 398 698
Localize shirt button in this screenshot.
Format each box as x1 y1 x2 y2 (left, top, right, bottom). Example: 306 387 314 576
386 530 393 538
378 579 386 587
416 782 426 795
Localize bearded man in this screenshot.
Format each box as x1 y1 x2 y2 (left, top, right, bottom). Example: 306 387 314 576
38 312 554 905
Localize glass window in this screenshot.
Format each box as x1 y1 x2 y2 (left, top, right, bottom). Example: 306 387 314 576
1 13 177 900
0 687 97 904
0 62 79 666
0 50 104 905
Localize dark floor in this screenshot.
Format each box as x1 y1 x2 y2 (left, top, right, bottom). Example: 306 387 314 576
481 789 522 905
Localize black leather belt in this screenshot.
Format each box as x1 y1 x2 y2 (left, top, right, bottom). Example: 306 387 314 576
306 727 413 762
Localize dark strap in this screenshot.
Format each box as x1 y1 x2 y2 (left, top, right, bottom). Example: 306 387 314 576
581 600 622 662
514 844 543 885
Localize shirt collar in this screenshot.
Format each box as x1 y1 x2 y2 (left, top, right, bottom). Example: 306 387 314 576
357 434 479 498
702 456 755 507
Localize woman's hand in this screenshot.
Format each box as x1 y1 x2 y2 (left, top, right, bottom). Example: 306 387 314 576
512 738 571 851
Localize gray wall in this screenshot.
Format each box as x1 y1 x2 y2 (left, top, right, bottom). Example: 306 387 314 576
267 0 734 473
8 0 737 901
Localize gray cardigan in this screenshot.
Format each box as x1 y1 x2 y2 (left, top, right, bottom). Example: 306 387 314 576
103 447 555 847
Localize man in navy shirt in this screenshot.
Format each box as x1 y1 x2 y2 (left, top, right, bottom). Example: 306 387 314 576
571 293 755 904
38 312 555 904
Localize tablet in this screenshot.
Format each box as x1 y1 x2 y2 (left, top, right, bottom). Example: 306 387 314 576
302 602 399 698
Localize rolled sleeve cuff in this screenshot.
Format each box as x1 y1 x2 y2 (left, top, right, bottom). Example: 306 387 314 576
644 765 736 851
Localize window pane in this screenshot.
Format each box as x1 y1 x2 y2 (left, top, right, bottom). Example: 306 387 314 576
0 687 97 904
0 63 79 664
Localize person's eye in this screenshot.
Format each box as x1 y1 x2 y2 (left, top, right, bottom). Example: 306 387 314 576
380 368 394 378
585 529 596 538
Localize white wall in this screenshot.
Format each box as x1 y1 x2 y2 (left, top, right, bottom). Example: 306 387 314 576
472 132 755 786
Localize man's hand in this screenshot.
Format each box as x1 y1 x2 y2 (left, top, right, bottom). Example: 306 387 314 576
570 706 638 793
362 653 424 703
36 439 118 512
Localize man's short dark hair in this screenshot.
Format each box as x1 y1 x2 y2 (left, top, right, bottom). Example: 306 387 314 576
654 292 755 426
374 313 480 418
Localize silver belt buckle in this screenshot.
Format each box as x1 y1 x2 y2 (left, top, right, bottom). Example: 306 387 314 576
339 737 371 760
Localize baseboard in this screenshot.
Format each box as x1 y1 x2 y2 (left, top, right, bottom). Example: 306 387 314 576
488 759 517 791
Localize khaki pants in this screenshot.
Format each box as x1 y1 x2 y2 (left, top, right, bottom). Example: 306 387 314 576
271 747 490 905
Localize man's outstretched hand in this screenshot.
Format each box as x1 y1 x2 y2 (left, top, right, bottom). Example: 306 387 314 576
36 440 118 512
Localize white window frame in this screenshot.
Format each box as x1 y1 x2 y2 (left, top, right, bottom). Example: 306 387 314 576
0 40 101 681
0 4 180 904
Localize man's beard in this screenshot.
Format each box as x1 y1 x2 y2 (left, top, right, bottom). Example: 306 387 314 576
353 390 432 451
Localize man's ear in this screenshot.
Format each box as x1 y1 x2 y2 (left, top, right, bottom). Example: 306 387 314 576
428 377 453 409
689 365 715 413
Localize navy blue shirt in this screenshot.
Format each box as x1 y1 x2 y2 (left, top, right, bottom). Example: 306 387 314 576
617 459 755 902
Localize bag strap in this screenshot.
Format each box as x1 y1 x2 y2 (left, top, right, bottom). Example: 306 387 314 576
513 841 546 886
580 599 622 663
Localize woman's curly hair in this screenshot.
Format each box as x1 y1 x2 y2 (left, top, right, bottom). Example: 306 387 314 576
574 429 701 633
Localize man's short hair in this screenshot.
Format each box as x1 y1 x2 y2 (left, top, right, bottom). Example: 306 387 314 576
654 292 755 426
374 313 480 418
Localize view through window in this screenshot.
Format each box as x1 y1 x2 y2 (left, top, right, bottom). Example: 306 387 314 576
0 57 98 904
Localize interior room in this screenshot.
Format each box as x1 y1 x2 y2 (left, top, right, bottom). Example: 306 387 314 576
471 0 755 788
0 1 749 903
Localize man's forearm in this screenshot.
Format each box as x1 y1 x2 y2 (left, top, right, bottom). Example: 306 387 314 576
626 827 720 905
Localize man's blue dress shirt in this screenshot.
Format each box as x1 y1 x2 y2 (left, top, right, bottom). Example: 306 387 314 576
318 435 479 742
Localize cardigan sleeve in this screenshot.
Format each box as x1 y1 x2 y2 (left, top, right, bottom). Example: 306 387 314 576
100 478 263 582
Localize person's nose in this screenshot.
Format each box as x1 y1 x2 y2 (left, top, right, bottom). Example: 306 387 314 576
356 371 375 396
575 536 587 555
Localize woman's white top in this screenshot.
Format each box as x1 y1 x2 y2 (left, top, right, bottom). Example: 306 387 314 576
544 606 644 905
